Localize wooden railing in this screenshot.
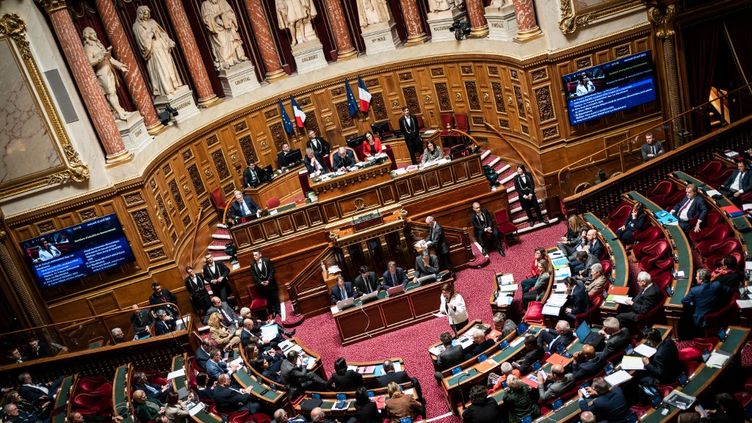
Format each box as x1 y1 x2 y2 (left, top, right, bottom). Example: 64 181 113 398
483 122 544 185
407 220 474 269
284 245 337 317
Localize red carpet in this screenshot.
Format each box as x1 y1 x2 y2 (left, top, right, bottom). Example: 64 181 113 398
288 222 566 421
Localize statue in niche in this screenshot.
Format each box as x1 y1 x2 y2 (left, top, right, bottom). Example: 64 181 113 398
356 0 391 29
82 27 129 121
132 5 183 97
275 0 318 46
201 0 248 70
427 0 455 13
488 0 507 8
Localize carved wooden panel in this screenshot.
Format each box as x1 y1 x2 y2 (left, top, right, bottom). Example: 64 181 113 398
291 210 310 230
123 191 144 206
264 108 278 119
187 164 206 195
395 179 411 199
306 208 323 226
36 220 55 233
464 81 481 111
211 150 231 180
305 110 321 137
378 184 397 204
531 67 549 82
398 72 413 82
487 66 498 76
322 202 340 221
182 215 191 227
234 229 250 248
182 149 194 161
430 67 444 77
534 85 555 123
542 125 560 140
269 122 287 148
499 119 510 129
491 82 505 113
613 44 631 57
402 86 420 113
206 134 219 147
575 56 592 69
509 68 518 80
371 92 387 121
169 180 185 211
435 83 451 112
238 135 256 165
248 224 265 244
277 215 295 235
513 85 525 119
78 208 97 221
131 209 159 245
147 247 166 261
88 292 118 314
460 65 473 75
155 194 170 227
262 220 281 239
335 102 356 129
408 175 426 194
162 163 172 176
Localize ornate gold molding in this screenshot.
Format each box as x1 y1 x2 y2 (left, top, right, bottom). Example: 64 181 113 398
35 0 68 14
647 5 676 39
559 0 643 35
0 14 89 200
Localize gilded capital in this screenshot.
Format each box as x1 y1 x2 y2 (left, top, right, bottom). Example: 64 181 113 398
647 5 676 39
35 0 68 13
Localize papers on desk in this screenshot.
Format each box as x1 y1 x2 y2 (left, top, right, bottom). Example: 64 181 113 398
546 294 568 307
188 403 205 417
542 305 562 316
394 362 402 372
664 390 696 410
167 368 185 380
498 283 518 293
546 353 573 367
549 249 565 259
604 370 633 387
706 350 731 368
634 344 657 358
423 129 438 136
554 267 571 280
554 283 567 293
331 400 351 411
510 336 525 348
620 356 645 370
725 150 739 158
495 294 513 306
552 257 569 269
704 189 721 198
743 204 752 212
260 323 279 342
477 358 498 373
278 340 294 352
736 299 752 309
393 168 407 176
497 273 515 286
655 210 678 226
429 344 446 356
606 295 632 305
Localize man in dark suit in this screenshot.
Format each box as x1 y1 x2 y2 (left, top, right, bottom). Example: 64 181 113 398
195 373 213 402
148 282 178 318
538 320 576 354
377 360 411 387
306 130 330 157
513 335 545 374
470 202 505 257
398 106 421 165
513 164 546 225
583 229 603 260
18 372 62 404
280 350 327 398
185 266 211 315
424 216 453 272
277 143 299 168
330 276 354 303
578 377 631 422
571 345 602 380
327 357 364 391
435 332 464 371
596 317 630 360
616 271 664 326
204 296 240 327
464 329 494 360
130 304 153 339
563 278 589 323
414 252 439 279
251 250 280 317
670 183 708 233
203 253 231 302
538 365 575 403
229 190 260 223
242 162 263 188
682 268 724 332
332 147 356 171
195 340 212 371
154 310 176 335
636 328 681 386
354 265 380 294
304 148 329 176
639 132 665 162
719 159 752 206
239 319 258 347
213 374 260 414
383 261 408 287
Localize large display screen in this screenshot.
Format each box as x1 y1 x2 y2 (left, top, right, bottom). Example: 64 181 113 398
20 214 135 288
563 51 658 126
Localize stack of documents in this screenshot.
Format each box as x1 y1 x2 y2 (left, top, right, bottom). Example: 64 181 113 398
634 344 657 357
552 257 569 269
543 294 567 316
620 356 645 370
554 267 571 280
706 350 730 368
497 274 515 286
498 283 518 293
606 295 632 305
604 370 632 387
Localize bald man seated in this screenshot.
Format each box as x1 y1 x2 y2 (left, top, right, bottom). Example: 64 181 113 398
571 344 603 380
537 364 575 403
332 147 356 171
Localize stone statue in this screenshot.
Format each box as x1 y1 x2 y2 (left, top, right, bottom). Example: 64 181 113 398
356 0 391 29
201 0 248 69
488 0 507 8
82 27 129 121
275 0 318 46
428 0 455 13
132 5 183 97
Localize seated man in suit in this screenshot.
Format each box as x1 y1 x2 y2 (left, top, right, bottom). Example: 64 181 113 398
582 229 603 260
563 277 589 323
378 360 424 402
414 251 439 279
596 317 630 360
464 329 494 360
213 374 260 414
512 335 545 374
354 265 380 294
636 328 681 386
670 183 707 233
130 304 153 340
280 350 327 398
616 271 663 326
204 296 241 329
538 320 575 354
583 263 607 298
435 332 464 372
470 202 505 257
195 339 212 371
205 349 230 381
277 143 299 169
240 318 259 347
330 275 354 304
332 147 356 171
131 371 169 402
154 310 176 336
327 357 364 391
18 372 63 405
304 148 328 177
719 159 752 206
229 190 260 223
537 365 575 403
571 344 603 380
639 132 664 162
195 373 213 402
682 268 725 335
243 162 263 188
383 261 408 288
578 377 631 422
558 227 588 259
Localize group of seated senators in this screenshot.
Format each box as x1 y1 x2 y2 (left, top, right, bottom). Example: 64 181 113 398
2 338 59 365
470 202 505 257
229 190 260 223
615 271 663 327
0 371 66 422
669 183 707 233
464 329 494 360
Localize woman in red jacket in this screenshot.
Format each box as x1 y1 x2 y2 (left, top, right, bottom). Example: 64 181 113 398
361 131 383 158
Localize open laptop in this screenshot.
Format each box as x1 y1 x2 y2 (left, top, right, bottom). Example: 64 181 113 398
336 298 355 311
387 285 405 297
359 290 379 303
576 321 604 347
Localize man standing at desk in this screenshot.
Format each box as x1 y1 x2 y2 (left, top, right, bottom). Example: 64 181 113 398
669 183 707 233
251 250 280 318
399 106 421 165
243 162 263 188
332 147 356 171
229 190 260 223
306 130 330 157
304 148 328 177
425 216 453 272
383 261 408 287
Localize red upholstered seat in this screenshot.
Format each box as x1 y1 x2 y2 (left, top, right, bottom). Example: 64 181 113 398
651 271 673 290
633 239 669 260
494 209 519 245
247 285 268 317
678 347 702 362
607 203 632 232
600 259 612 277
455 113 469 132
576 294 604 326
633 226 663 244
694 160 725 183
229 411 250 423
210 187 228 220
691 220 730 245
73 393 111 412
646 180 676 200
78 376 109 393
440 113 454 130
266 196 280 209
640 256 674 274
523 301 544 325
705 251 743 270
636 241 670 270
251 413 272 423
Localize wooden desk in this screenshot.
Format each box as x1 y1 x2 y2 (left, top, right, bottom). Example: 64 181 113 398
332 281 445 345
113 364 133 423
582 213 630 317
346 357 405 388
310 161 392 201
244 165 304 208
51 375 75 423
293 384 417 418
171 355 224 423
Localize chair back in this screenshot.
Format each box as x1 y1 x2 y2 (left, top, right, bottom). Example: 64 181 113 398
266 197 281 209
454 113 469 132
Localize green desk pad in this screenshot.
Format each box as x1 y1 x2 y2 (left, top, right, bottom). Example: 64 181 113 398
50 375 73 423
233 367 283 402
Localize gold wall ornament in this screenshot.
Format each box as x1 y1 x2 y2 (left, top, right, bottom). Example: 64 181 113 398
647 5 676 39
0 14 89 200
353 198 366 210
558 0 642 35
423 94 432 104
35 0 68 13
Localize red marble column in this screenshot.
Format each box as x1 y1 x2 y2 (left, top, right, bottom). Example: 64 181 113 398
94 0 163 135
512 0 542 40
399 0 428 45
163 0 219 106
41 1 131 163
243 0 286 80
466 0 489 38
323 0 358 59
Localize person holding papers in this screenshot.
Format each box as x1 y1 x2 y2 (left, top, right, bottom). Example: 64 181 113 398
539 320 576 354
537 365 575 403
719 159 752 206
616 203 648 244
327 357 364 391
670 184 707 233
635 328 681 386
578 377 631 423
332 147 357 171
330 275 354 304
438 283 468 333
424 216 453 272
563 278 589 323
304 148 329 177
280 350 326 398
616 271 664 326
522 259 551 309
682 268 726 334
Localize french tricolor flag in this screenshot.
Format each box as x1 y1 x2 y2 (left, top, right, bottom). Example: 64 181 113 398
291 96 306 128
357 77 371 113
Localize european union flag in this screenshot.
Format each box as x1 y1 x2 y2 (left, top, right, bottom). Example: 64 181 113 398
279 99 293 135
344 79 358 117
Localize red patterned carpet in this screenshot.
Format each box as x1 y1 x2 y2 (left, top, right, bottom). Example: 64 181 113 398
287 222 566 422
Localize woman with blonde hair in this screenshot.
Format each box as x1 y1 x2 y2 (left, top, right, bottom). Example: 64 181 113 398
384 382 422 423
132 389 164 423
438 282 468 334
207 312 240 352
503 375 540 423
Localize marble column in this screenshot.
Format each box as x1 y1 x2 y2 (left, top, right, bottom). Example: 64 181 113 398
94 0 163 135
324 0 358 59
466 0 489 38
243 0 287 79
399 0 428 45
41 1 131 163
163 0 219 107
512 0 541 40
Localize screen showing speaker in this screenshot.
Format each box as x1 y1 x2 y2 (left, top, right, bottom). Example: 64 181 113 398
20 214 135 288
562 51 658 126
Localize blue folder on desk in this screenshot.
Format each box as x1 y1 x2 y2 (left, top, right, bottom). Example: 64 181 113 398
654 210 678 226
